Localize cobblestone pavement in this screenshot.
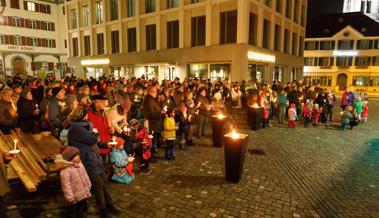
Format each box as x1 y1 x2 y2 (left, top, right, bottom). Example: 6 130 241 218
4 99 379 218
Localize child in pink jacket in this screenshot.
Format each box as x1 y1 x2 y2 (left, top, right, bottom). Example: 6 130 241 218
288 103 297 128
60 146 92 218
312 104 322 126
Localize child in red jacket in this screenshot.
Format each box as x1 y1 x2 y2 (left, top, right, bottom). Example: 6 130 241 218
312 104 322 126
303 100 313 127
136 119 152 174
361 101 369 123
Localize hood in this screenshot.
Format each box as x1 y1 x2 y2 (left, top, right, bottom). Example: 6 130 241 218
289 103 296 108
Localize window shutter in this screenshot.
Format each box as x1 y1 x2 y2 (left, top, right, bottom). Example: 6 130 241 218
51 22 55 31
24 1 27 10
35 3 40 12
9 36 14 45
26 37 30 46
37 21 42 29
47 5 51 14
22 36 27 45
20 18 25 27
38 38 42 47
52 40 56 48
7 17 12 26
4 35 9 44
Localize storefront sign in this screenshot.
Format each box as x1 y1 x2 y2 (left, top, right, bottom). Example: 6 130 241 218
332 50 358 56
7 45 35 51
81 59 110 66
247 51 275 63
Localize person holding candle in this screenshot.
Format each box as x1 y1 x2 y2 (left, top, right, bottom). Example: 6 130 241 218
106 98 131 137
110 137 135 184
163 109 176 160
59 146 92 218
17 90 41 133
185 92 196 146
195 88 210 138
175 104 189 149
48 87 66 137
0 88 17 135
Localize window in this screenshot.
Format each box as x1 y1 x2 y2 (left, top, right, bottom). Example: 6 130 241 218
127 28 137 52
361 0 365 12
308 76 331 86
355 56 371 67
44 22 52 31
95 1 104 24
274 24 281 51
12 17 21 27
276 0 282 13
373 77 379 86
27 2 35 11
14 36 22 45
0 35 5 44
305 41 318 50
97 33 104 54
220 10 237 44
338 40 354 50
146 24 156 51
72 38 79 57
318 57 333 67
262 19 271 49
82 5 89 27
284 29 290 53
367 0 371 13
127 0 136 17
263 0 272 7
167 20 179 49
357 40 372 50
300 5 306 26
45 39 53 48
167 0 179 8
29 37 37 46
41 4 48 13
292 32 297 55
286 0 292 19
145 0 156 13
320 41 335 50
353 76 369 87
111 30 120 53
84 35 91 56
336 57 353 67
294 0 299 23
110 0 118 21
299 36 304 57
71 9 77 29
191 16 206 46
304 57 316 66
28 20 37 29
191 0 205 3
249 13 258 45
10 0 20 9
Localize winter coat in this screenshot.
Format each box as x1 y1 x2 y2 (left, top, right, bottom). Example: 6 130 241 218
47 96 63 129
110 149 134 184
288 106 297 121
17 97 40 133
341 91 355 106
303 105 313 118
67 122 105 176
278 94 287 107
163 116 176 139
196 96 210 116
0 99 16 126
316 95 329 113
0 152 11 196
341 111 353 125
87 105 111 155
143 94 163 132
312 108 322 124
361 104 368 118
136 128 152 160
174 112 189 133
354 100 364 114
60 161 92 204
106 104 128 135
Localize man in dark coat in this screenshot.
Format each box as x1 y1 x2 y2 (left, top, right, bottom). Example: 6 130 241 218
143 86 164 161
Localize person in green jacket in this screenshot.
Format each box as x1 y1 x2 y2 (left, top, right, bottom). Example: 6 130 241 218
354 96 364 121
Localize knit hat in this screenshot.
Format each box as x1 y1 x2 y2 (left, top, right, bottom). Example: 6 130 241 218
62 146 80 161
68 108 87 121
115 137 125 149
52 87 63 96
20 89 30 99
129 118 139 127
65 94 77 106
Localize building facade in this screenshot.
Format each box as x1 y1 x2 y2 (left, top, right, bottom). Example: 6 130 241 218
343 0 379 22
304 12 379 93
0 0 68 78
65 0 306 82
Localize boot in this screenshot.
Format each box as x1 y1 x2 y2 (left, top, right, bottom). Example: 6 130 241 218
100 209 109 218
108 205 121 215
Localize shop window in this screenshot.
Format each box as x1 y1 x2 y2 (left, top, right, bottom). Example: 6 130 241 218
210 64 230 81
249 64 266 82
164 66 176 80
145 66 158 80
188 64 208 79
373 77 379 86
220 10 237 44
273 66 282 82
353 76 369 87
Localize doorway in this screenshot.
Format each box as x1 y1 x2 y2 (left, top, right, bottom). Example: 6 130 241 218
12 56 25 75
337 73 348 91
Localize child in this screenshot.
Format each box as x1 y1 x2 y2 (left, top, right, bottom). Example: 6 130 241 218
262 104 270 128
278 89 287 124
303 99 313 127
175 104 189 149
354 97 364 121
312 104 322 126
110 137 135 184
361 101 369 123
288 103 297 128
163 110 176 160
60 146 92 218
341 106 353 130
136 119 152 174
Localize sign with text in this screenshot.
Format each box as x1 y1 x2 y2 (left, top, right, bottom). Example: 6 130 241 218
7 45 35 51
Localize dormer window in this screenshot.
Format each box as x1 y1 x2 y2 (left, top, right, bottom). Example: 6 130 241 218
323 29 330 34
338 17 344 22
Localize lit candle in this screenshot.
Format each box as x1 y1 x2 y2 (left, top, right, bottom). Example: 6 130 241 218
112 136 116 142
251 103 259 108
188 115 192 122
35 104 39 111
13 139 18 150
216 113 226 119
123 126 129 134
164 106 168 112
167 99 170 104
230 130 239 139
197 102 201 107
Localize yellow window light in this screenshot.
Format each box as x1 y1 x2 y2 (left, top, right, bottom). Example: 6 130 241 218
247 51 276 63
81 59 110 66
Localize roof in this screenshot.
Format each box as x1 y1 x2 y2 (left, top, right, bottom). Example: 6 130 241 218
306 12 379 38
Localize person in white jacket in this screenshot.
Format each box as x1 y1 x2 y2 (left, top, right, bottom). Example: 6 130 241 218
231 84 242 108
106 99 131 136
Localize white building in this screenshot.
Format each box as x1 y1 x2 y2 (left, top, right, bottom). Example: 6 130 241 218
343 0 379 21
0 0 68 78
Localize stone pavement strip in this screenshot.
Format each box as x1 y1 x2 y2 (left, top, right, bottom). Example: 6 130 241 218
4 100 379 218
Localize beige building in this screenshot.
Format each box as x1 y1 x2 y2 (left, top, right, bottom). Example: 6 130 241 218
304 12 379 93
65 0 306 82
0 0 69 77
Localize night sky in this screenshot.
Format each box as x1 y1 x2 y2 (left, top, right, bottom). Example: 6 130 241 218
307 0 344 20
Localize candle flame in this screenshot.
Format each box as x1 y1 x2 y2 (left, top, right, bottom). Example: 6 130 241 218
112 136 116 142
231 130 239 139
217 114 225 119
164 106 168 111
252 103 259 108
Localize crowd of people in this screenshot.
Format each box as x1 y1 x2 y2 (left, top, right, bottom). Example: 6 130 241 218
0 74 369 218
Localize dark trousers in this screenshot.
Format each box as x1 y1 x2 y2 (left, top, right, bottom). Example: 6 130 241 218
152 131 161 152
89 173 113 210
66 200 87 218
0 196 5 217
304 117 311 127
165 140 174 159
